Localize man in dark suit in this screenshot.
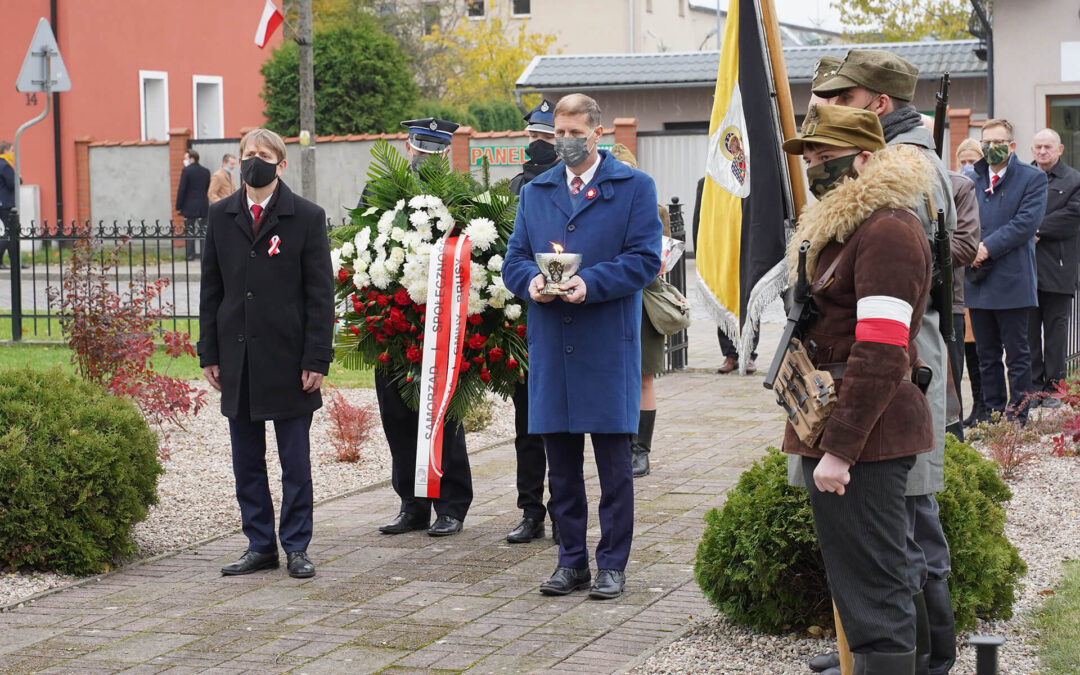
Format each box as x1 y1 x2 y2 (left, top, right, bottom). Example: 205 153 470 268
1029 128 1080 407
198 128 334 579
176 148 211 261
965 119 1048 424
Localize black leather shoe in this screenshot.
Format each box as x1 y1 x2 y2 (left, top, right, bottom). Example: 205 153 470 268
589 569 626 599
221 550 279 576
428 515 463 537
287 551 315 578
539 566 591 596
506 517 544 543
551 520 560 546
379 512 429 534
809 651 840 672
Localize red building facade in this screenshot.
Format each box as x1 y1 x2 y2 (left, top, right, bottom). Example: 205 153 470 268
2 0 281 225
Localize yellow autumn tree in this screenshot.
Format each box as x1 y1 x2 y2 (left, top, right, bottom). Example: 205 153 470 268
422 11 558 104
830 0 974 43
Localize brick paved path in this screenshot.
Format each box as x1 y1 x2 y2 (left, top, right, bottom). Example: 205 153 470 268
0 274 787 674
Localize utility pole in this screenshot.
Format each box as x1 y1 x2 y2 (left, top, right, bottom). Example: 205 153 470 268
298 0 316 202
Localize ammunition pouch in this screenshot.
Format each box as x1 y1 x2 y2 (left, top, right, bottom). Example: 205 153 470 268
774 338 838 446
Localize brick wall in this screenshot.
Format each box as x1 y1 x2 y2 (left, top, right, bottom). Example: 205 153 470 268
73 136 93 232
613 118 639 159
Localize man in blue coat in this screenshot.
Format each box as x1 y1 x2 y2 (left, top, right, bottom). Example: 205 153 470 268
965 119 1048 423
503 94 662 600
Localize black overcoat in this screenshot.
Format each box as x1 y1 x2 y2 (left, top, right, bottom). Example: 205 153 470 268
197 180 335 420
176 162 211 218
1034 160 1080 294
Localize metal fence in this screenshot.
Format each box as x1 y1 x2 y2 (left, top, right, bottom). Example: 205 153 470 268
665 197 689 372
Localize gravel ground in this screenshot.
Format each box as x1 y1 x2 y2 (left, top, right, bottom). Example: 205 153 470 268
635 419 1080 675
0 383 515 608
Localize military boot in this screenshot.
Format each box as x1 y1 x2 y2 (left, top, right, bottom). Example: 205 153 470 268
924 579 956 675
631 409 655 477
852 649 916 675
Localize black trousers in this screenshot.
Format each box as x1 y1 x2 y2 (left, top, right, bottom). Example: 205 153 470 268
717 327 758 360
373 370 472 522
970 307 1034 421
1028 291 1072 393
802 455 916 655
227 365 314 554
544 433 634 571
513 379 549 521
183 216 203 259
0 208 15 265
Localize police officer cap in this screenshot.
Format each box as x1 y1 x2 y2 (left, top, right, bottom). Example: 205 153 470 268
811 49 919 101
401 117 460 154
524 99 555 134
782 104 887 155
812 56 843 90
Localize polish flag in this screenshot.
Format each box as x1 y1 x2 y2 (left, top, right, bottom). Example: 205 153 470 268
254 0 283 49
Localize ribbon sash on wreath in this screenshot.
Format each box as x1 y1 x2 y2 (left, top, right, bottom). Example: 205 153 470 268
414 235 472 498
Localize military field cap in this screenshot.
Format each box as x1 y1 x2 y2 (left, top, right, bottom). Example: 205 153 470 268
783 104 887 155
812 56 842 90
401 117 460 154
811 49 919 101
610 143 638 168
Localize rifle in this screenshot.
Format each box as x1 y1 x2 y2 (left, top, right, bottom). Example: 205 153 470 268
931 207 954 341
764 240 813 390
933 72 951 160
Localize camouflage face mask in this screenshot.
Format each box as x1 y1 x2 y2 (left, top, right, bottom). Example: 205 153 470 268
806 154 859 199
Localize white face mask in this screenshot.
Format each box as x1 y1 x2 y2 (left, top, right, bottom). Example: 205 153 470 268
183 158 191 167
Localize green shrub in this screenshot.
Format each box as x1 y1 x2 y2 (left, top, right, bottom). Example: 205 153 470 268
463 395 495 433
0 367 162 575
695 438 1026 633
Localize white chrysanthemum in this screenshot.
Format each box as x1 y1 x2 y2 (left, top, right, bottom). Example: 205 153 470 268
377 209 396 233
414 223 434 241
369 260 392 289
406 279 428 304
361 206 378 217
504 303 522 321
470 261 488 290
467 289 487 315
353 255 369 273
352 271 370 289
487 276 514 305
464 217 498 251
426 195 445 210
390 226 406 242
395 199 406 210
339 241 355 259
488 294 505 309
330 249 343 275
401 255 425 281
486 254 504 272
400 231 423 252
436 213 455 232
386 247 406 273
353 227 371 253
414 241 433 257
409 209 432 227
372 232 389 252
357 249 372 266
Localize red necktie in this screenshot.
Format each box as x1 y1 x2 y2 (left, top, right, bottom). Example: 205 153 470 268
250 204 263 237
571 176 584 195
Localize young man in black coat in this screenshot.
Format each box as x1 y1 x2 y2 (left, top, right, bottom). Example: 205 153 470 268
198 128 334 579
176 148 211 261
1029 128 1080 405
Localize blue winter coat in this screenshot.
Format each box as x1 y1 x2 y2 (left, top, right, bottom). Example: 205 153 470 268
502 151 662 434
964 153 1048 310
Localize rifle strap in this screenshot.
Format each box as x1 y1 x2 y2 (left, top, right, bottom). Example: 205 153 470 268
812 246 846 293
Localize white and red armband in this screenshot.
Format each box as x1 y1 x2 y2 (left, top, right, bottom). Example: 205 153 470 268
855 295 913 348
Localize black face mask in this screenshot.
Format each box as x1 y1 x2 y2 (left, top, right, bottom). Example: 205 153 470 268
526 139 557 164
241 156 279 188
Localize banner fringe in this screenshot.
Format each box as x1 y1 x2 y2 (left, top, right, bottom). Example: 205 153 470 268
738 257 789 374
694 266 740 348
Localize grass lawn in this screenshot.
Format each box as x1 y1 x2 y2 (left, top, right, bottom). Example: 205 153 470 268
0 342 374 388
1034 560 1080 674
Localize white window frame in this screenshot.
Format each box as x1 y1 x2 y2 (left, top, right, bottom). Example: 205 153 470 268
192 74 225 139
511 0 530 17
466 0 485 20
139 70 170 141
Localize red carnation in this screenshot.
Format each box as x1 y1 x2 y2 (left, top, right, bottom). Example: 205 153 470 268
337 268 349 283
376 294 390 306
383 324 396 336
410 325 418 333
479 370 491 383
406 376 414 383
349 325 360 336
368 290 378 300
468 314 483 326
367 323 380 334
394 288 411 306
376 334 385 342
488 347 504 362
516 324 527 338
377 352 390 363
390 308 410 331
406 345 423 363
473 356 485 364
459 358 471 371
350 293 358 303
506 358 518 369
468 334 488 350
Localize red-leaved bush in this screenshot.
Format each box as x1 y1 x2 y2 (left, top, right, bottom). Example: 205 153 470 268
46 227 205 458
1051 378 1080 457
975 405 1042 480
324 386 376 463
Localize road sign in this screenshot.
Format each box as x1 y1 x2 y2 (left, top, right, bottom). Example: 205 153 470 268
16 18 70 93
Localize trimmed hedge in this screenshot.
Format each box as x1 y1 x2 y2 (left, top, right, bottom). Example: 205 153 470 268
0 367 162 575
695 437 1026 633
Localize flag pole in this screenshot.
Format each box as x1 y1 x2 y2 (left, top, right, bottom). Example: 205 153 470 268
757 0 804 221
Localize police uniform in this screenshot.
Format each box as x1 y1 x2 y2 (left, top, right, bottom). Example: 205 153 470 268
782 105 935 674
506 100 560 544
374 117 474 538
812 50 961 675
